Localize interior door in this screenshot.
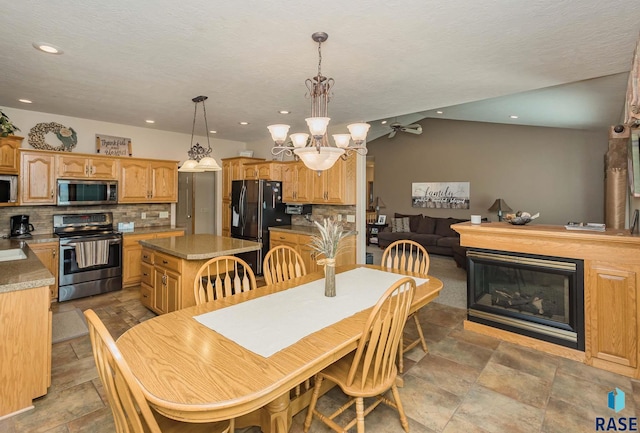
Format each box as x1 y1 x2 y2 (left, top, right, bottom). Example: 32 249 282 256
176 172 194 235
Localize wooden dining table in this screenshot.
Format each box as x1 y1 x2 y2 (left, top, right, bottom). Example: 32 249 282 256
117 264 443 432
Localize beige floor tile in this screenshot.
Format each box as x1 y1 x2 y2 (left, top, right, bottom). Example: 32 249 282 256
491 342 560 382
429 336 494 370
541 397 601 433
399 373 461 431
409 353 482 396
476 361 553 408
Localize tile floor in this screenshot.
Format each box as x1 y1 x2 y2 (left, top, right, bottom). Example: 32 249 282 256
1 283 638 433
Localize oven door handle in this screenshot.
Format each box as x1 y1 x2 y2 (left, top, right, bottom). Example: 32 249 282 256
61 239 122 248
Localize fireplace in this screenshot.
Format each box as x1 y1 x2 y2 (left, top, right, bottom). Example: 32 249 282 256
467 248 584 350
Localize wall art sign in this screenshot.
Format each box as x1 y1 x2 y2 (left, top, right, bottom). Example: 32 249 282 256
412 182 470 209
95 134 132 156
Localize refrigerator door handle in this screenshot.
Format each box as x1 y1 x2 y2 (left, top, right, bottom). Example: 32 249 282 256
240 184 248 230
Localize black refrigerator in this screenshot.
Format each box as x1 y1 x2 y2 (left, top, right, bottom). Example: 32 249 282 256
231 179 291 275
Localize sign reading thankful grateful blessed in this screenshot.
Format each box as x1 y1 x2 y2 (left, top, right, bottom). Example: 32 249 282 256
95 134 132 156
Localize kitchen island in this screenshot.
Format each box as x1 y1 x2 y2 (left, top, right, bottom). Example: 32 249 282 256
138 234 261 314
0 240 55 418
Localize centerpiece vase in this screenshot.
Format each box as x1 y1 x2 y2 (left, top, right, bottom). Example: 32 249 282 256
322 258 336 297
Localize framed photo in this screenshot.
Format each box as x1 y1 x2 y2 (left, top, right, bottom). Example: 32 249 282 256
377 215 386 224
95 134 132 156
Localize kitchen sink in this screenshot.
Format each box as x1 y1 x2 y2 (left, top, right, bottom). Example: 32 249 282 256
0 248 27 262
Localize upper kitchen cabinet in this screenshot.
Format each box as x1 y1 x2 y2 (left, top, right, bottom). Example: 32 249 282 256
282 161 311 203
57 154 118 179
311 153 356 205
243 161 283 181
0 136 22 174
20 150 56 205
222 157 264 201
119 158 178 203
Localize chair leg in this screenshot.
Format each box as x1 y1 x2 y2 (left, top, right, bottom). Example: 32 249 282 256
398 335 405 374
413 314 428 352
390 383 410 433
303 375 323 432
356 397 366 433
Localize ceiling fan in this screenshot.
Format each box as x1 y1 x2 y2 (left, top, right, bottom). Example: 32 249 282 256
387 122 423 138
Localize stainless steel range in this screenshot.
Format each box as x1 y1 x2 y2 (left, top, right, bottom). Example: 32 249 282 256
54 212 122 302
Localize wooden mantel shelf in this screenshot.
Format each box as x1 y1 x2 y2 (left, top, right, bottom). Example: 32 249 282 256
452 221 640 379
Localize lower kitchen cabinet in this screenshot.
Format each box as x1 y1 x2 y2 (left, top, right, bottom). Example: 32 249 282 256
28 241 59 300
122 230 184 288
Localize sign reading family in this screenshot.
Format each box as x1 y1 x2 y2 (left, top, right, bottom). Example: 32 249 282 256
412 182 470 209
95 134 132 157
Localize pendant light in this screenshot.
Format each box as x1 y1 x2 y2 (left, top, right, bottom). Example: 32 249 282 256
179 95 221 172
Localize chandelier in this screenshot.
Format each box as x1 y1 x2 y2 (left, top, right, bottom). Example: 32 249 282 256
178 95 221 172
268 32 370 172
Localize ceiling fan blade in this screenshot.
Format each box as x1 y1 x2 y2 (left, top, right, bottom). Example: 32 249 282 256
403 123 421 129
388 130 397 138
401 126 423 135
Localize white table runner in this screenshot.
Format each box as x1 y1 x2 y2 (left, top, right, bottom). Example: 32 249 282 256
194 267 428 357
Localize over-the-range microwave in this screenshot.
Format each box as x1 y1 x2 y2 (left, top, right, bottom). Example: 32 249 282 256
0 174 18 204
57 179 118 206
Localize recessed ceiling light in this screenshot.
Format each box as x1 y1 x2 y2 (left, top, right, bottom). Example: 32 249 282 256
209 130 217 134
510 115 519 119
239 122 249 125
145 120 155 124
18 99 32 104
32 42 63 54
436 111 443 114
278 110 290 115
381 120 388 125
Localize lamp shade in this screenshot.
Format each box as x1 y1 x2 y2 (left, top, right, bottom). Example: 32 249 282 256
488 198 512 212
332 134 351 148
347 122 371 143
178 159 205 172
290 133 309 148
196 156 222 171
267 124 290 145
294 147 344 171
374 196 386 208
305 117 330 137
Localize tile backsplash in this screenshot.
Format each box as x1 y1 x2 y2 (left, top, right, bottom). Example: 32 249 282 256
291 204 356 231
0 203 172 237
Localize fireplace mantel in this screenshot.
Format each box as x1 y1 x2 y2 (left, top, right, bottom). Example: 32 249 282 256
453 221 640 379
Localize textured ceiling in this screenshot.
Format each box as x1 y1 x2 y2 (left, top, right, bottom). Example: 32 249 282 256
1 0 639 144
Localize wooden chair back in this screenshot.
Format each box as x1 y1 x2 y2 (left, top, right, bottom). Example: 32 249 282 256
381 240 430 276
85 308 164 433
346 277 416 390
193 255 257 304
263 245 307 285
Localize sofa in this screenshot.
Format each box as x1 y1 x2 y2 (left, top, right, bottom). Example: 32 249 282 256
377 213 469 269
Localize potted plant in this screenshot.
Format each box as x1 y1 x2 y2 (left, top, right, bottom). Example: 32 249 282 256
310 218 355 297
0 109 20 137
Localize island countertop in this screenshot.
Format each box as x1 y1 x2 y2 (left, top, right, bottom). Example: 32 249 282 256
139 234 261 260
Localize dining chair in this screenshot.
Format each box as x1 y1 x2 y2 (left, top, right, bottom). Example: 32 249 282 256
303 277 416 433
84 309 234 433
193 255 257 304
381 239 430 373
263 245 307 285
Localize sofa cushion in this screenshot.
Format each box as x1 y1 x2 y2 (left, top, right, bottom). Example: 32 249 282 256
410 233 440 247
416 216 436 234
436 236 461 248
390 217 411 233
377 231 410 244
394 213 423 232
434 218 464 238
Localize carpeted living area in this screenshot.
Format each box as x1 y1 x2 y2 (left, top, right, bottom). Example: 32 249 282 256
366 245 467 309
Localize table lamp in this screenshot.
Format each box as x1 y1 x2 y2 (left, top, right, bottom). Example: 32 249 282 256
374 196 386 220
488 198 512 221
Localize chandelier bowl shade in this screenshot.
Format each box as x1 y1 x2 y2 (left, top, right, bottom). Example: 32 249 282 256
197 156 222 171
178 158 205 172
294 147 344 171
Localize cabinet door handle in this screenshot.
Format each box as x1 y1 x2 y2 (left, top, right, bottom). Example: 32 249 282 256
51 189 54 198
162 260 169 264
143 272 148 276
52 250 56 257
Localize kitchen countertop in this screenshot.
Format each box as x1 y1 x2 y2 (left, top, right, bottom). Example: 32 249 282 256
0 239 55 294
139 234 261 260
269 225 320 236
119 225 186 237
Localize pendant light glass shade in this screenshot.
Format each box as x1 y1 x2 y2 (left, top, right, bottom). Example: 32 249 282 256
196 156 222 171
290 133 310 147
267 124 290 145
178 158 205 172
332 134 351 148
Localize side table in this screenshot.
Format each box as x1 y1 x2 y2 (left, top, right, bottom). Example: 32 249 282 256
366 223 388 246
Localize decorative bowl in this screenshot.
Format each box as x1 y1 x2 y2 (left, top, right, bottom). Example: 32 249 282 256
504 212 539 225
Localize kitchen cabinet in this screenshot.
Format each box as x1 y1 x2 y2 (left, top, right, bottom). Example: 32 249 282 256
282 161 311 203
57 154 118 179
122 230 184 288
28 241 59 300
310 153 356 204
0 135 22 174
119 158 178 203
243 161 283 180
270 229 356 274
20 150 56 205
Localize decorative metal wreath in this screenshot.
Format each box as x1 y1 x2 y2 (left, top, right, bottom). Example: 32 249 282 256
28 122 78 151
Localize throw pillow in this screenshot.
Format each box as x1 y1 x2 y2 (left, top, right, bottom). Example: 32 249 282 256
394 213 423 232
391 217 411 233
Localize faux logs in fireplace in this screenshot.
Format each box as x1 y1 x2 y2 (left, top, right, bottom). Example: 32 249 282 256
467 248 584 350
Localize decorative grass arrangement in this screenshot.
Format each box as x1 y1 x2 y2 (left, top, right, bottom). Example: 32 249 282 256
310 218 355 297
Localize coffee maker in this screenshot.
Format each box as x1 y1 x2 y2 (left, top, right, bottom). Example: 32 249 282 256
10 215 35 238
